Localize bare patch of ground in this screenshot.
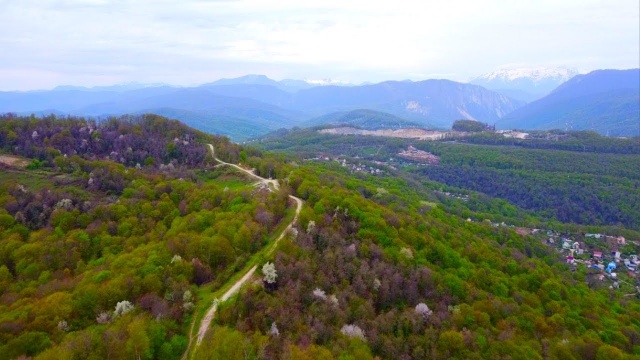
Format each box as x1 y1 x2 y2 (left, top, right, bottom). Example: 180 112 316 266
0 155 29 168
319 127 467 140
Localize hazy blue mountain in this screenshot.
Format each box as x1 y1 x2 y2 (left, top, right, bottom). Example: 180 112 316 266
131 108 282 141
0 86 177 113
304 109 422 130
0 76 525 139
470 67 578 100
491 89 539 103
291 80 524 128
203 74 314 92
197 84 293 107
498 69 640 136
52 82 172 92
77 88 308 140
0 86 307 141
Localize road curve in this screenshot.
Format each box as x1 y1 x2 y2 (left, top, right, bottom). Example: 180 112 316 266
186 144 303 355
207 144 279 191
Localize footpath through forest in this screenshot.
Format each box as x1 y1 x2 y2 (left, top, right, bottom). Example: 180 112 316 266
183 144 303 358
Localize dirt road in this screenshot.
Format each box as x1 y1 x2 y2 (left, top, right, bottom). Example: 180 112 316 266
184 145 304 356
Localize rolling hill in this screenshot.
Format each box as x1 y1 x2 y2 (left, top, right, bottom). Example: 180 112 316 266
303 109 422 130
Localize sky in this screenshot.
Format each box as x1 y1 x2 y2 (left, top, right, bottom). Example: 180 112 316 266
0 0 638 90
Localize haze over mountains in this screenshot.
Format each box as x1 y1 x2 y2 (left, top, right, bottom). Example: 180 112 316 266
470 67 579 102
498 69 640 136
0 68 638 140
0 76 522 140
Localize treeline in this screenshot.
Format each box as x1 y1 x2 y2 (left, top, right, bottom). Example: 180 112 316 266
463 131 640 155
0 113 243 169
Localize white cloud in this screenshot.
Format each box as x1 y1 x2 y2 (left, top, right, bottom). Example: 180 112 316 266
0 0 637 90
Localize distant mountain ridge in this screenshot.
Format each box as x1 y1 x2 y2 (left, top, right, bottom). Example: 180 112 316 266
304 109 422 130
289 79 523 128
470 67 578 101
0 75 524 140
498 69 640 136
203 74 314 93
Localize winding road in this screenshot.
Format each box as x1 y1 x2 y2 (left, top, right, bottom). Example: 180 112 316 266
184 144 303 357
207 144 280 191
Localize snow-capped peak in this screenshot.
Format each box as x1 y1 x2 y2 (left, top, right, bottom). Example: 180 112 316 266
304 78 353 86
474 67 579 83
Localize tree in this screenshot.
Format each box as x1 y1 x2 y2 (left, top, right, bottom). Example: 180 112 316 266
114 300 134 317
341 324 366 341
262 262 277 291
415 303 432 319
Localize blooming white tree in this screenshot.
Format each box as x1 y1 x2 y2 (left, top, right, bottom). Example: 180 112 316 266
96 311 111 324
306 220 316 234
329 294 339 306
262 262 277 284
373 278 381 291
269 322 280 337
113 300 134 317
57 320 70 332
55 198 73 210
341 324 366 341
313 288 327 300
415 303 432 318
183 290 194 311
400 247 413 259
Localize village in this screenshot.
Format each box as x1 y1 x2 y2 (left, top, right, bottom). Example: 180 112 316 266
304 145 444 176
304 154 388 176
482 220 640 295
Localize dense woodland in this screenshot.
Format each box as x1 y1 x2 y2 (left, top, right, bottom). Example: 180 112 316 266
203 164 640 359
0 115 639 359
0 115 289 359
461 131 640 155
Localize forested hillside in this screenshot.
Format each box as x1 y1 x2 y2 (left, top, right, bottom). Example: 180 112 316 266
0 115 291 359
0 115 639 359
201 162 640 359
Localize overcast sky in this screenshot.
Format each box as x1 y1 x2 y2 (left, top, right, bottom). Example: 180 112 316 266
0 0 638 90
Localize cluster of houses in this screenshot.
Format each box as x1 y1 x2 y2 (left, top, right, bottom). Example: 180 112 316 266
436 190 470 202
478 221 639 282
548 232 640 277
305 155 387 176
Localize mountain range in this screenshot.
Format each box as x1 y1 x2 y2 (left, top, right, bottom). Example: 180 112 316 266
1 68 637 139
470 67 578 102
498 69 640 136
0 78 522 141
